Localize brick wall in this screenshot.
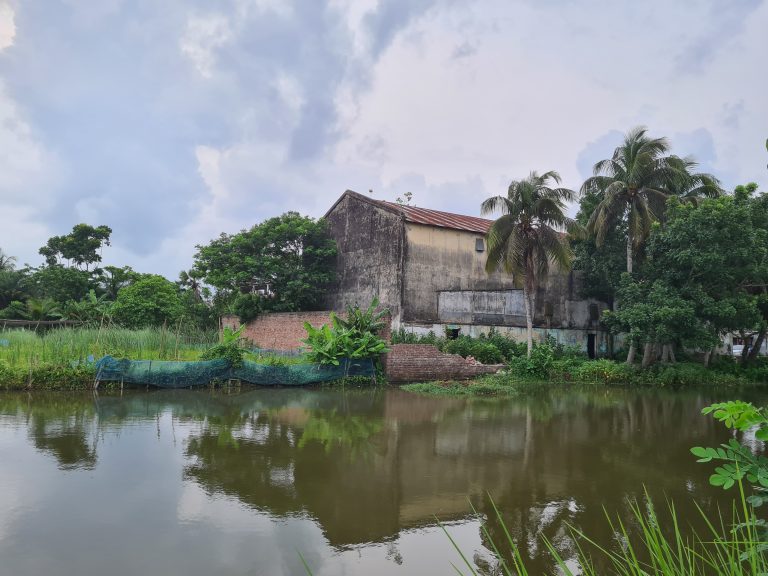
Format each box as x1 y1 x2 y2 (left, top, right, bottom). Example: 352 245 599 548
222 312 333 351
222 311 392 351
383 344 503 383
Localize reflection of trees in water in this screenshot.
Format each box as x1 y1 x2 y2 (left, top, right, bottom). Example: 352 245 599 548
182 390 394 545
0 394 97 470
0 386 752 564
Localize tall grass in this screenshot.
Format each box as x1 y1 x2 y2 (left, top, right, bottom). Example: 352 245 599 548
444 488 768 576
0 327 218 367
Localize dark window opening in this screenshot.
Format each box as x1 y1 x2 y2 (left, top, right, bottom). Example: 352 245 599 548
589 303 600 322
475 238 485 252
587 333 596 359
446 328 461 340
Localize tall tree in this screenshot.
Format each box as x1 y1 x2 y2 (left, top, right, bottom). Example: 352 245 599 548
482 171 581 358
39 224 112 270
667 156 723 206
193 212 337 313
582 126 679 275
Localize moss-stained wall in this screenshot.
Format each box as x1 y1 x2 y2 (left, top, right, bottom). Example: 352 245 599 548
402 223 517 322
324 192 405 321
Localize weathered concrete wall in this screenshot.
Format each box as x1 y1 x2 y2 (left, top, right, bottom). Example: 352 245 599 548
383 344 504 383
324 192 405 323
399 321 611 355
438 290 527 325
401 223 517 323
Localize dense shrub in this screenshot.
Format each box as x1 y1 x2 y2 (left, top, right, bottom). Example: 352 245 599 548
649 362 744 387
573 359 634 384
443 336 504 364
232 293 263 323
481 331 527 360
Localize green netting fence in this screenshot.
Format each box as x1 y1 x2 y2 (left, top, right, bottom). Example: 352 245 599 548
93 355 376 388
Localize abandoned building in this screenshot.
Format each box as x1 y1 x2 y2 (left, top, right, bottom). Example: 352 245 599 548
324 190 609 356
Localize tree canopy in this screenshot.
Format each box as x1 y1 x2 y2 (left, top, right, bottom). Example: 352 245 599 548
39 224 112 270
192 212 337 313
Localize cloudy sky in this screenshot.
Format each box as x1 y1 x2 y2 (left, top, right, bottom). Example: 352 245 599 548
1 0 766 278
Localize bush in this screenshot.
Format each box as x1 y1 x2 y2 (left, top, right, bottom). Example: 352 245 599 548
199 326 245 367
443 336 504 364
232 293 263 323
649 362 743 387
111 275 184 328
573 359 634 384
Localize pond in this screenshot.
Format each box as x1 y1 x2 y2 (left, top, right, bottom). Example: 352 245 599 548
0 385 764 575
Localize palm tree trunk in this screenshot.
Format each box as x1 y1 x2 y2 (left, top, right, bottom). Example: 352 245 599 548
624 229 638 364
523 284 533 359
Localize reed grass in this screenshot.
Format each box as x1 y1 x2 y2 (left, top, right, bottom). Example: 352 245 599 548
0 326 218 368
444 487 768 576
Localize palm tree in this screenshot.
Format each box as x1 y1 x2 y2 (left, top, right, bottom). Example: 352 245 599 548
582 126 680 274
482 171 581 358
666 156 723 206
0 248 16 272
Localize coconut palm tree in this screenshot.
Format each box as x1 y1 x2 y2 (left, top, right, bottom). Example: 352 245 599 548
666 156 723 206
0 248 16 272
582 126 681 274
482 171 581 358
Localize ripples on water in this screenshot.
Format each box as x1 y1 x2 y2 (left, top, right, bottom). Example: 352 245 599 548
0 386 762 575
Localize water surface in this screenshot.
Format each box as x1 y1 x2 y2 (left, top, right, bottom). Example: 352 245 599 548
0 386 763 575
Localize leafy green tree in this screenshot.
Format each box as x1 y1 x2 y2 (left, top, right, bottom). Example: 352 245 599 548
27 265 93 304
482 171 581 358
193 212 337 312
110 275 184 328
39 224 112 270
605 191 768 367
572 190 627 308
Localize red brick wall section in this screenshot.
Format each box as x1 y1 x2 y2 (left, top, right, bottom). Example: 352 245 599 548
383 344 504 383
222 312 332 351
221 312 392 351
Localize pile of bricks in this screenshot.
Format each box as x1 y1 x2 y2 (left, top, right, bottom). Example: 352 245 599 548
383 344 504 383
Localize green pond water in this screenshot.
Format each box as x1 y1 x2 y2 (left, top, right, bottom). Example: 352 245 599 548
0 385 764 575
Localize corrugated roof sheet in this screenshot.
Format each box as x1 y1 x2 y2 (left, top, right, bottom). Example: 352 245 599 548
376 200 492 234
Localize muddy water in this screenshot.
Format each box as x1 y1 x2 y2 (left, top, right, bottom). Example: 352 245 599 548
0 386 763 575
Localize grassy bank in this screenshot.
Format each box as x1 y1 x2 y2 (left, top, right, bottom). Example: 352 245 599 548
401 359 764 398
0 327 217 391
395 331 768 396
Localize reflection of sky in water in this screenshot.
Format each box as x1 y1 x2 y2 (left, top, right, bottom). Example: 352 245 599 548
0 387 763 575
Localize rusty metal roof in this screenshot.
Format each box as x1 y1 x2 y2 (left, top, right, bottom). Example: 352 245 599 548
376 200 492 234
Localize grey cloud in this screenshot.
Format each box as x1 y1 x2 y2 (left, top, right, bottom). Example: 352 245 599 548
451 41 476 59
0 0 441 261
674 0 762 74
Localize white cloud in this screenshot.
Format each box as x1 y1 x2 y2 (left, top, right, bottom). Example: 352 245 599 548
179 13 233 78
0 2 15 50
